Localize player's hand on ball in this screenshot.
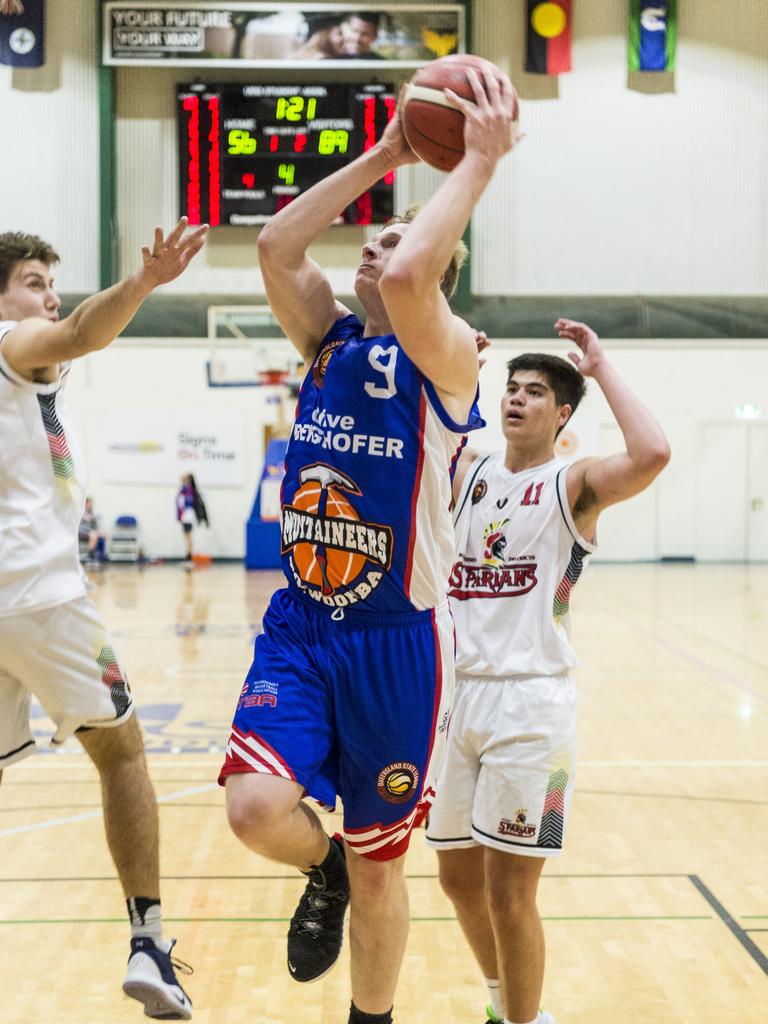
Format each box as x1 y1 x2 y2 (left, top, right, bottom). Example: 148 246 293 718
378 95 421 168
555 318 606 377
139 218 209 287
445 67 522 165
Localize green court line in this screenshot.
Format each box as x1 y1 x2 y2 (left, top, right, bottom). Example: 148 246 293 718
0 915 713 925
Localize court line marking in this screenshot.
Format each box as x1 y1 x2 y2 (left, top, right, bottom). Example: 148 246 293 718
0 783 217 838
612 589 768 680
0 915 714 925
0 871 700 883
579 760 768 767
689 875 768 976
10 758 768 771
578 788 768 805
600 600 768 705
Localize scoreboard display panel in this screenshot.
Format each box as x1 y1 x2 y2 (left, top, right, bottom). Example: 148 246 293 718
177 82 397 226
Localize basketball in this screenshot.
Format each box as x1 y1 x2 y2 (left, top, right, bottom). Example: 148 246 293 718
401 54 516 172
291 482 367 594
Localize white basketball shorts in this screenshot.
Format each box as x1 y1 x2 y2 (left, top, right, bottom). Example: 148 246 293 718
426 673 577 857
0 595 134 768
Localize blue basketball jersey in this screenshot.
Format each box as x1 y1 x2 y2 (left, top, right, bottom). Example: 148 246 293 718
281 315 485 615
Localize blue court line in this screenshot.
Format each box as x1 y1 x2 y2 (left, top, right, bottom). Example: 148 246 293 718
689 875 768 976
602 598 768 706
0 783 217 838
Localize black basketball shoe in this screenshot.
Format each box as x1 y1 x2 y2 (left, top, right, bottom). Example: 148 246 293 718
287 834 350 983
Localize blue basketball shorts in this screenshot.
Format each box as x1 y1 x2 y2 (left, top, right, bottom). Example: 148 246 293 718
219 587 455 860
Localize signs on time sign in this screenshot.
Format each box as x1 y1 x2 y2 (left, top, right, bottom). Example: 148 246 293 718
177 81 396 226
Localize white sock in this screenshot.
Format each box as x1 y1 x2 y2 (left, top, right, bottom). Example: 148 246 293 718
485 978 503 1020
127 897 163 943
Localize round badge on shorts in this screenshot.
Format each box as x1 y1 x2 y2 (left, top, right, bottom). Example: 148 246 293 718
10 28 36 55
377 762 420 804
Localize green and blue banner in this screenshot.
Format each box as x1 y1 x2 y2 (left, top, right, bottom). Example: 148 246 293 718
629 1 677 72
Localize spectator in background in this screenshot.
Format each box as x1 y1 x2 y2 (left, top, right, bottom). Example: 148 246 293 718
342 11 384 59
294 12 345 59
176 473 209 568
79 495 107 567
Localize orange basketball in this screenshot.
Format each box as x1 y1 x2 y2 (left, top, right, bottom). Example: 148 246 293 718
291 483 367 593
401 54 516 172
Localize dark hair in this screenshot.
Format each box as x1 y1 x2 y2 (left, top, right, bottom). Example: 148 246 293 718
506 353 586 436
352 11 381 28
303 12 343 34
386 205 468 300
185 474 209 526
0 231 60 293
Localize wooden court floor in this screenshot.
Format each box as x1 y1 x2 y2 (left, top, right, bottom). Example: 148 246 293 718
1 563 766 1024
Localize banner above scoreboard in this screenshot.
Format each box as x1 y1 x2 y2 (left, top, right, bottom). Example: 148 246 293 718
102 2 465 68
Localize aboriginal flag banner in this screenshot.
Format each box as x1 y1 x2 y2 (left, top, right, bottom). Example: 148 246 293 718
525 0 572 75
628 0 677 72
0 0 45 67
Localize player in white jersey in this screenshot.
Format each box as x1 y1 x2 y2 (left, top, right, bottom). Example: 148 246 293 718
426 320 671 1024
0 218 206 1020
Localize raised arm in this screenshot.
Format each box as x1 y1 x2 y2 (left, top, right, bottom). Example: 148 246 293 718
2 218 208 380
559 319 671 536
378 68 521 416
256 114 419 361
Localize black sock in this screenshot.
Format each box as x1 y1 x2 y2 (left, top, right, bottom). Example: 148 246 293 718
306 834 347 889
348 1003 393 1024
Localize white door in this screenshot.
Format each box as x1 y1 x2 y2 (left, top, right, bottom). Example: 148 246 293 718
695 423 747 561
747 424 768 560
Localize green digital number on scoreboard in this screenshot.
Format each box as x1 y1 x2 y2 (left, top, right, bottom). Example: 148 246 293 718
177 82 397 227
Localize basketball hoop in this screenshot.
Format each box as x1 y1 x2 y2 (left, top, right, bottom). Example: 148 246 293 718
258 369 290 387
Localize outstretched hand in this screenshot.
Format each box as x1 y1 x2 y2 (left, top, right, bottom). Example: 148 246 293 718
445 67 523 165
139 218 209 288
0 0 24 14
555 318 606 377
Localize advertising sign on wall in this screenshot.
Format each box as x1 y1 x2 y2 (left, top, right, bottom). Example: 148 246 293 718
102 2 465 68
102 412 245 485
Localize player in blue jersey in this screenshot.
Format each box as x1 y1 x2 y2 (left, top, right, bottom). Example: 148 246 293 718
220 69 522 1023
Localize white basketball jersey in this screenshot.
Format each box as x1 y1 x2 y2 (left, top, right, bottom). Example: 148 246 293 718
0 321 87 616
448 452 596 678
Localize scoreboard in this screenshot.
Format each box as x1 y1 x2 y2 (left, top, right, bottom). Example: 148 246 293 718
177 82 397 226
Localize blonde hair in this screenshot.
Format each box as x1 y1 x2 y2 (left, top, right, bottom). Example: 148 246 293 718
386 205 468 300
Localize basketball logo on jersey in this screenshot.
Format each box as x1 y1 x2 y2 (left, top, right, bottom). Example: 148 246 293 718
282 462 393 607
377 761 420 804
482 519 509 566
311 337 345 388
